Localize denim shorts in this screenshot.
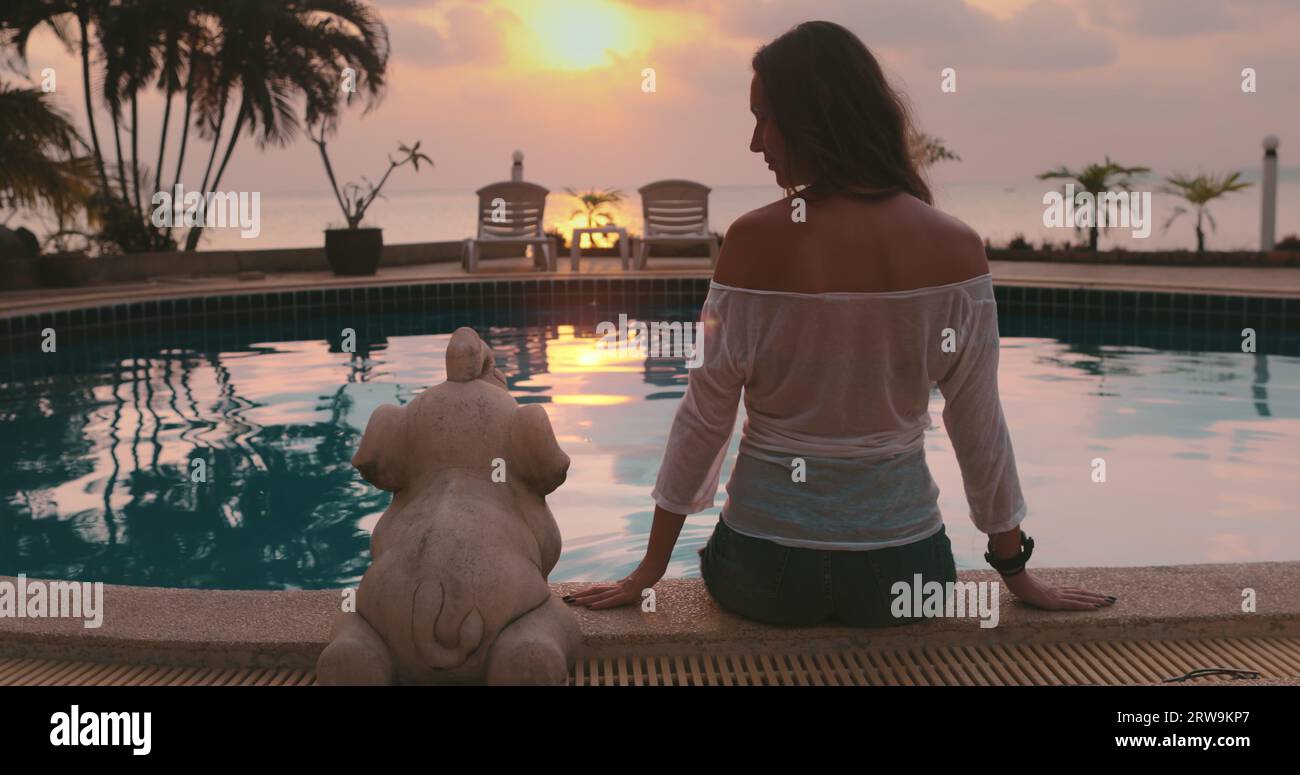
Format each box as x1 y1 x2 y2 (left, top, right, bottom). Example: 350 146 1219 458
698 518 958 627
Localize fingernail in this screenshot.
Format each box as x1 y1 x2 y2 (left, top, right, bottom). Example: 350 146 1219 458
1107 596 1117 602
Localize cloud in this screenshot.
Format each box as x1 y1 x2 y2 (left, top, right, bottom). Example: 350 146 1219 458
972 0 1116 69
614 0 710 6
618 38 753 98
1083 0 1235 37
386 3 520 68
718 0 981 44
714 0 1116 71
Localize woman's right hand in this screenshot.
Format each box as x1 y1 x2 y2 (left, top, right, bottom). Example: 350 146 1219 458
1000 568 1117 611
562 561 666 611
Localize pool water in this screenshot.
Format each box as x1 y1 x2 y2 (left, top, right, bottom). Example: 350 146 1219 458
2 307 1298 590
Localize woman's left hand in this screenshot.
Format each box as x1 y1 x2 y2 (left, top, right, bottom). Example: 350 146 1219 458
563 563 665 610
1001 568 1117 611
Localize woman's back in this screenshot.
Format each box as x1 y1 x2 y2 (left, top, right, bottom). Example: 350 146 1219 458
706 189 998 447
712 191 989 294
650 192 1027 548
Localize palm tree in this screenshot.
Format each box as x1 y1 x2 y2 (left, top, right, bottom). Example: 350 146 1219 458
2 0 389 253
911 132 960 168
1038 157 1150 251
566 187 624 249
0 0 112 201
2 0 215 251
0 82 95 222
1161 172 1252 253
98 0 156 215
2 0 197 250
144 2 199 197
185 0 389 250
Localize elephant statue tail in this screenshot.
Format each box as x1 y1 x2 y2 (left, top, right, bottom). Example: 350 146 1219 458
410 578 485 669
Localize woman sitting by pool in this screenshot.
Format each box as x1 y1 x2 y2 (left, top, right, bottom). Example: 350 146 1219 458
566 20 1116 624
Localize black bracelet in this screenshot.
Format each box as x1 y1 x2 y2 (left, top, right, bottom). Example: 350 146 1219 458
985 530 1033 576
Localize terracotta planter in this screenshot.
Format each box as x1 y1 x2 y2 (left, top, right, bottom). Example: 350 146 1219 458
35 251 95 288
325 228 383 276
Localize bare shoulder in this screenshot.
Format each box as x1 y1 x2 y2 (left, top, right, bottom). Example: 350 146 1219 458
889 196 989 282
712 198 796 287
712 192 989 292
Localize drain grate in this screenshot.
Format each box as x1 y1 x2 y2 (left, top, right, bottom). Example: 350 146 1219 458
573 636 1300 686
3 636 1297 686
0 660 315 687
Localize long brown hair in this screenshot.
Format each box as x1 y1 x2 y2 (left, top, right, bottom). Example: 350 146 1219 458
752 21 932 204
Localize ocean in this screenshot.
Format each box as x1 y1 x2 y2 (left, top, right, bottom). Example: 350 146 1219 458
12 179 1300 255
190 179 1300 254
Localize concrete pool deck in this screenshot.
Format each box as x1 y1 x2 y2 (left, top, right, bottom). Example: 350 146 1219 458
2 563 1297 685
4 258 1300 318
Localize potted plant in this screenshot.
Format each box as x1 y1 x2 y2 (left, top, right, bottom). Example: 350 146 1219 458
564 187 625 256
312 127 432 276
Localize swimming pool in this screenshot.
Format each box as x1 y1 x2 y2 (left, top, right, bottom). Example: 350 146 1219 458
2 279 1298 589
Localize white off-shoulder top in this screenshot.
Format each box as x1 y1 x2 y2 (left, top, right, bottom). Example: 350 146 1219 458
650 273 1028 550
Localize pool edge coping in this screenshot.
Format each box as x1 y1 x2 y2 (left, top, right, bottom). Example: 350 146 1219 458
5 264 1300 320
2 563 1297 669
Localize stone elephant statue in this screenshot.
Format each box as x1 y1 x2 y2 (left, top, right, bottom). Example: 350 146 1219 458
316 327 580 685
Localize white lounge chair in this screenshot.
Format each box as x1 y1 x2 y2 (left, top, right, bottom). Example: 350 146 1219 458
635 179 720 269
464 181 555 272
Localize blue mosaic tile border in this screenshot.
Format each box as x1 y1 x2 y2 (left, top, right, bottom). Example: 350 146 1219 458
1 278 1296 372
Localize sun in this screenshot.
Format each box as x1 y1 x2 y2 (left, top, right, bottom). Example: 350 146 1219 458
512 0 638 71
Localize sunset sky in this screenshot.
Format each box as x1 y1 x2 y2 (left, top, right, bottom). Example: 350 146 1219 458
14 0 1300 196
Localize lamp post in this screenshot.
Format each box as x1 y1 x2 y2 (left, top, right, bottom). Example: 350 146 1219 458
511 150 524 182
1261 135 1279 251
